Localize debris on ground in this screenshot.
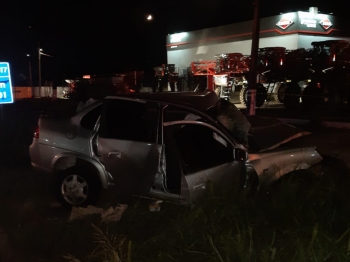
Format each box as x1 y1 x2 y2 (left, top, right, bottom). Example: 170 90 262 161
101 204 128 223
149 200 163 212
69 204 128 222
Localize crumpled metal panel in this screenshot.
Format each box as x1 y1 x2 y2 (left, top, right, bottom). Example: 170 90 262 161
247 116 311 152
248 146 323 185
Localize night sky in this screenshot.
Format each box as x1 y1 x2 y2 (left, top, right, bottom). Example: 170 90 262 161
1 0 346 86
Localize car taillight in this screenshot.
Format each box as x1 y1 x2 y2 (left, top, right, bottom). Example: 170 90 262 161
34 126 39 138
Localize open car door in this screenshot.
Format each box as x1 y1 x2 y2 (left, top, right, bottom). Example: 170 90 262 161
97 98 161 195
163 121 246 204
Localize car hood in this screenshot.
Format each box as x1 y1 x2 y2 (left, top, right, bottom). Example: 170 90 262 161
247 116 311 152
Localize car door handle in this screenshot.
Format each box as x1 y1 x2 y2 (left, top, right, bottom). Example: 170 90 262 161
66 132 76 139
193 183 206 191
108 152 121 158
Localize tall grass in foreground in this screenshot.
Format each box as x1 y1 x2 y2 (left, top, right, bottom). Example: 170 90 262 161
65 162 350 262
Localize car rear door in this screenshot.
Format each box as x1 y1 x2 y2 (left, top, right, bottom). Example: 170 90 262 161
97 98 161 194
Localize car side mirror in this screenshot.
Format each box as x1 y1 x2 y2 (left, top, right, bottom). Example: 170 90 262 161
234 148 248 161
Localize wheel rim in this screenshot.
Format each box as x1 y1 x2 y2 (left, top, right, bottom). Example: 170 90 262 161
61 174 89 205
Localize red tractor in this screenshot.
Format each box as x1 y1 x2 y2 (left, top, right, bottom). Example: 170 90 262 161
211 48 310 107
300 40 350 108
213 49 292 107
189 60 217 92
213 53 251 101
251 47 313 108
187 41 350 108
260 40 350 109
235 46 314 108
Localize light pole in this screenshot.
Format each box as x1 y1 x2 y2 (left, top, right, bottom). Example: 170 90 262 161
38 48 42 91
26 54 33 97
145 14 155 90
38 48 53 96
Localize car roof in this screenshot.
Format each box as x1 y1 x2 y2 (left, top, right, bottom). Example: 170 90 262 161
105 91 220 112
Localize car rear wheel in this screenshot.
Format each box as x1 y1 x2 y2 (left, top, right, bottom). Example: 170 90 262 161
55 167 101 207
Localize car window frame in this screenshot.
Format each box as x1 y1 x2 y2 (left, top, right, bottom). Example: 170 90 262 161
98 97 159 143
163 120 235 174
80 104 103 131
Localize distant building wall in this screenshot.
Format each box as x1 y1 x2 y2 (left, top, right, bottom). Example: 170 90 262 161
13 86 70 100
33 86 70 98
13 87 32 100
167 10 350 73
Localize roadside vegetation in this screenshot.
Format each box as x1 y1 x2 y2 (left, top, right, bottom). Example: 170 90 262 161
1 156 350 262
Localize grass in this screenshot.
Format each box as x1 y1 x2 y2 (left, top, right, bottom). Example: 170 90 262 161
1 157 350 261
59 158 350 262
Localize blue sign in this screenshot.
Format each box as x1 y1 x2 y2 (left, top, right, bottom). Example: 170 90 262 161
0 62 13 104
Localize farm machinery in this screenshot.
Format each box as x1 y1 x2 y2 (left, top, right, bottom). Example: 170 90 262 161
300 40 350 108
153 64 179 92
188 39 350 108
188 60 217 92
63 71 144 100
213 53 250 101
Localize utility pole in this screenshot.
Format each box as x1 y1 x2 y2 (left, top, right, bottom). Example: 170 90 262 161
27 54 33 97
38 43 42 92
247 0 261 116
38 44 53 97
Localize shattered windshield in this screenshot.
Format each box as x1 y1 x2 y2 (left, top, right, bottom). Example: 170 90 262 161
207 99 251 146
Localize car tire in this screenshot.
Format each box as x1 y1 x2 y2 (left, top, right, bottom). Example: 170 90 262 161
55 167 101 207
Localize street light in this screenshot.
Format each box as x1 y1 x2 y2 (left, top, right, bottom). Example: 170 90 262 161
38 48 53 93
247 0 261 116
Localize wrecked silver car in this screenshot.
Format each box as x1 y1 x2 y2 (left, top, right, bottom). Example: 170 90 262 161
29 91 322 207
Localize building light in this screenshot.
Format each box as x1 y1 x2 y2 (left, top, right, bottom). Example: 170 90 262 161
170 33 187 43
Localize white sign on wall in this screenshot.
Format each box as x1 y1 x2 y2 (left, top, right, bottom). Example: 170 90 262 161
300 19 317 28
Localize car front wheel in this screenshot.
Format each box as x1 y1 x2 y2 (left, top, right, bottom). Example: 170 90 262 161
55 167 101 207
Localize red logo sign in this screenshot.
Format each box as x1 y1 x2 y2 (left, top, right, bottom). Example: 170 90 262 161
276 17 293 30
319 18 332 30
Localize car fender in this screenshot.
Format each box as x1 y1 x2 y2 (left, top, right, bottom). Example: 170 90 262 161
51 152 111 189
247 146 322 186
